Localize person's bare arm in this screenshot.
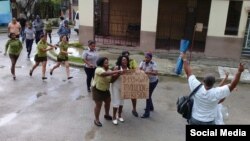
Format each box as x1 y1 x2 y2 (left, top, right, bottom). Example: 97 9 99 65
219 71 229 86
180 52 192 79
228 63 245 92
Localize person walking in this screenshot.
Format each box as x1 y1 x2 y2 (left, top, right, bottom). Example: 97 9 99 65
24 23 35 58
44 15 53 44
181 52 245 125
82 40 99 92
8 18 21 38
139 52 158 118
110 55 130 125
92 57 122 127
17 13 27 43
32 15 44 44
4 33 23 80
29 34 55 80
50 35 73 80
57 20 71 43
121 51 139 117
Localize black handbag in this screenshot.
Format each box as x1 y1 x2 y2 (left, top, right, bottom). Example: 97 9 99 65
176 84 202 119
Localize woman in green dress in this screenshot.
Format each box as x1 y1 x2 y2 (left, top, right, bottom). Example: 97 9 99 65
4 33 23 80
50 35 73 79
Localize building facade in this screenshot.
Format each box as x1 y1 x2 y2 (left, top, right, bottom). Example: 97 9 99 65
79 0 250 60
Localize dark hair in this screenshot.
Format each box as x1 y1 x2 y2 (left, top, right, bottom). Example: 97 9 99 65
60 35 69 41
116 55 130 69
40 34 45 38
96 57 108 67
121 51 130 56
88 40 96 46
8 33 16 38
60 16 64 20
203 74 215 89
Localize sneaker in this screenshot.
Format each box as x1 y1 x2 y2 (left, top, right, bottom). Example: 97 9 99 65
29 70 32 76
42 77 47 80
132 110 138 117
112 119 118 125
50 70 53 75
87 88 91 92
118 117 124 122
104 115 112 120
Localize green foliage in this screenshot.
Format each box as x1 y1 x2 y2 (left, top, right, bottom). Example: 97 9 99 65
51 19 59 27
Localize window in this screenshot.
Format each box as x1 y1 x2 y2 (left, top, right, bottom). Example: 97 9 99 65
224 0 243 35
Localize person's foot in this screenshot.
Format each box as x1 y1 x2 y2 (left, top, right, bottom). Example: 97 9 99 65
132 110 138 117
112 119 118 125
104 115 112 120
94 120 102 127
118 117 124 122
13 76 16 80
50 70 53 75
29 70 32 76
141 113 150 118
68 76 73 80
87 88 91 92
42 77 47 80
144 108 154 111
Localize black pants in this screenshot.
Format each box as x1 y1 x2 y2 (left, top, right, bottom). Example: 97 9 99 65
144 79 159 115
26 39 34 57
35 30 43 44
84 67 96 90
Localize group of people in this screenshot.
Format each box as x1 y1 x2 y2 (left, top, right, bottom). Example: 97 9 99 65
4 14 73 80
81 41 159 126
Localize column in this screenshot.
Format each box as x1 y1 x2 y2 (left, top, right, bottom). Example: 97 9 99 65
140 0 159 51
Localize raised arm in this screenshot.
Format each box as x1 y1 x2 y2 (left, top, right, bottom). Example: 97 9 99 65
228 63 245 92
180 52 192 79
219 71 229 86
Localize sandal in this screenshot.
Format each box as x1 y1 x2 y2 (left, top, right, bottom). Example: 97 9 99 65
94 120 102 127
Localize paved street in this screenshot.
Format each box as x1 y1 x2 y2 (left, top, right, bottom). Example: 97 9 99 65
0 30 250 141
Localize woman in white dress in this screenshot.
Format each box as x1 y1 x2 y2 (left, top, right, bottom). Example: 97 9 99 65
111 55 130 125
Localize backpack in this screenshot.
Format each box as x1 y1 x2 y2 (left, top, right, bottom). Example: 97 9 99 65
176 84 202 119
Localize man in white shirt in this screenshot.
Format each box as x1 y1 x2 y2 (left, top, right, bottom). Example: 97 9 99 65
181 52 245 125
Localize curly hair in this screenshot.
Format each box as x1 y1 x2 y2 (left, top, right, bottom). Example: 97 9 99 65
116 55 130 69
96 57 108 67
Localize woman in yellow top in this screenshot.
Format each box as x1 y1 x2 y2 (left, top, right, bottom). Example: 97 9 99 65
29 34 55 80
50 35 73 80
4 33 23 80
92 57 122 127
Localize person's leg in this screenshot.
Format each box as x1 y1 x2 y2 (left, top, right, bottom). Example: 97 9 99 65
9 55 18 78
50 62 61 75
131 99 138 117
49 32 52 43
142 80 158 118
94 100 103 123
64 61 72 79
104 95 111 118
84 67 93 91
42 61 47 79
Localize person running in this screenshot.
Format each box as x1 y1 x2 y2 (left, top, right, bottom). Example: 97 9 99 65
92 57 122 127
82 40 99 92
24 23 35 58
110 55 130 125
29 34 55 80
4 33 23 80
57 20 71 43
8 18 21 38
121 51 139 117
50 35 73 80
139 52 159 118
181 52 245 125
44 15 53 44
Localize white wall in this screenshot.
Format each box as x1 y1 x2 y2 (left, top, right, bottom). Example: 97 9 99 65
79 0 93 27
208 0 250 38
140 0 159 32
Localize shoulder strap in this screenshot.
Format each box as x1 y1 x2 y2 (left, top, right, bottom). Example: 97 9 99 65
188 83 202 98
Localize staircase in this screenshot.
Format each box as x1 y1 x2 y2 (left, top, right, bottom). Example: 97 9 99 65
241 48 250 58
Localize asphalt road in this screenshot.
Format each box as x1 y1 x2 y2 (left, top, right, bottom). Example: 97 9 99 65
0 32 250 141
